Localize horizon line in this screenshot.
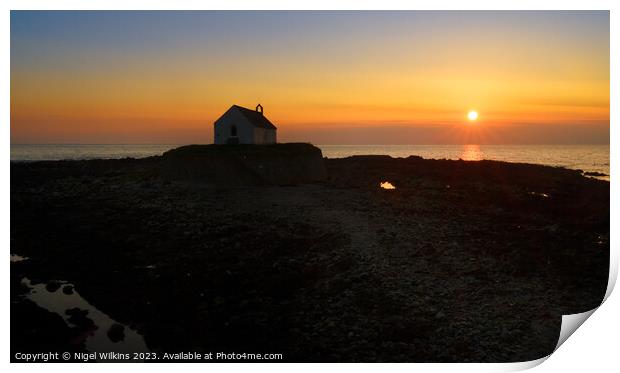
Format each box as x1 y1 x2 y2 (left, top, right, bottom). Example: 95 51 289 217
10 143 611 146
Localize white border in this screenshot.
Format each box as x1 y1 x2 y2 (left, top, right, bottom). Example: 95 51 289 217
3 2 617 372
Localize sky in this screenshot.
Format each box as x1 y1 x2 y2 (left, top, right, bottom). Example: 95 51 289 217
10 11 610 144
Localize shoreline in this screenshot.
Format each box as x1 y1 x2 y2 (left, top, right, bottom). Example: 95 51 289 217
9 143 610 180
8 154 610 181
11 154 609 362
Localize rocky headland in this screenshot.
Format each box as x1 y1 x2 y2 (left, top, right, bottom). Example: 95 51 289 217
11 144 609 362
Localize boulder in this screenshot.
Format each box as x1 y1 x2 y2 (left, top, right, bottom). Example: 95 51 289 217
65 308 94 328
62 285 74 295
107 323 125 343
45 281 62 293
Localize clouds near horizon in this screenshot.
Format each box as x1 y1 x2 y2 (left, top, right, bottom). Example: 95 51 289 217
11 11 610 144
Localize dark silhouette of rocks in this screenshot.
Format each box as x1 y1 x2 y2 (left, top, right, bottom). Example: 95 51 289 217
45 281 62 293
62 285 74 295
10 299 86 361
107 323 125 343
65 308 94 328
161 143 327 185
584 170 607 177
10 151 609 362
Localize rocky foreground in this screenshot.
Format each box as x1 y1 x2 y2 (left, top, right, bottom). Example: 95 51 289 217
10 145 609 362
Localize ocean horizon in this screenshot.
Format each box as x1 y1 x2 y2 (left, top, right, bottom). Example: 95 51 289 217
10 143 610 179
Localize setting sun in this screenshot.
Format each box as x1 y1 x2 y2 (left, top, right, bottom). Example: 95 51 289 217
467 111 479 121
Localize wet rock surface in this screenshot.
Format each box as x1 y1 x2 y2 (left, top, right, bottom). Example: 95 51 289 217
10 153 609 362
10 270 87 362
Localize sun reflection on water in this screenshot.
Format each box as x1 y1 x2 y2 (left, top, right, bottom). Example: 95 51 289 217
460 145 483 161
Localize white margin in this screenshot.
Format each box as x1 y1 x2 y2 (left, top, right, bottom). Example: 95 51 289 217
3 1 617 372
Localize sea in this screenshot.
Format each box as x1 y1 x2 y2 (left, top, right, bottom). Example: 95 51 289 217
10 144 609 180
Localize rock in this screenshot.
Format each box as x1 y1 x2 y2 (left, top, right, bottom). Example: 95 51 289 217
583 171 607 177
65 308 94 328
45 281 62 293
161 143 327 186
11 299 86 360
62 285 74 295
107 323 125 343
10 152 610 362
65 307 87 317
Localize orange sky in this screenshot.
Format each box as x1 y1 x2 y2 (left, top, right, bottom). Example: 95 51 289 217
11 11 609 144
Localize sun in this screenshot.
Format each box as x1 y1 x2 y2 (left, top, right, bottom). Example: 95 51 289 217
467 110 479 121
